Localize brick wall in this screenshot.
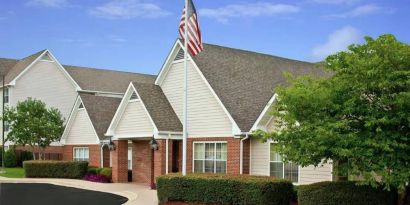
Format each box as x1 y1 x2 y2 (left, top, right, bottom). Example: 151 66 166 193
186 137 241 175
132 140 151 184
112 140 128 183
242 138 250 174
62 144 101 167
102 145 110 168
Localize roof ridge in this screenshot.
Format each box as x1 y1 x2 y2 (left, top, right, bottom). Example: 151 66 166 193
202 42 313 64
64 64 156 77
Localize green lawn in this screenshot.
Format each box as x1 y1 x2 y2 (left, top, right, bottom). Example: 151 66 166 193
0 167 25 178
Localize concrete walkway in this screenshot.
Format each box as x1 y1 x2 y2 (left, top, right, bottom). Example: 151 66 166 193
0 177 158 205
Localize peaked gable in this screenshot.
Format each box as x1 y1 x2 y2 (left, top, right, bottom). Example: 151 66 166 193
5 50 46 84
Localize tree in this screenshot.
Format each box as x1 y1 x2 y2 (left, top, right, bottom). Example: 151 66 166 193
3 98 65 160
254 35 409 199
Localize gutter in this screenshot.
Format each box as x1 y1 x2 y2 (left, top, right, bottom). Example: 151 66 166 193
239 132 251 175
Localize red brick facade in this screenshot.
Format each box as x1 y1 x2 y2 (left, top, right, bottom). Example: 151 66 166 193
62 144 101 167
112 140 128 183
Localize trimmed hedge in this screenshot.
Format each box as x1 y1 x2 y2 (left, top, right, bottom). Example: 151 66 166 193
298 181 397 205
4 149 17 168
23 160 88 179
157 174 294 205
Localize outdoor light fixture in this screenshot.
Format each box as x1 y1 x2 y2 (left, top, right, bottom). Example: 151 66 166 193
149 138 158 150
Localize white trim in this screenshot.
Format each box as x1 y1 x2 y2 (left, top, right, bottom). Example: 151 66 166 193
192 141 228 173
155 40 241 135
250 94 278 132
105 83 134 136
130 83 159 134
73 147 89 162
60 96 100 145
166 137 169 174
9 50 81 91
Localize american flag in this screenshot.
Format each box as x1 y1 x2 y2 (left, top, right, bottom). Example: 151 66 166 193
179 0 203 56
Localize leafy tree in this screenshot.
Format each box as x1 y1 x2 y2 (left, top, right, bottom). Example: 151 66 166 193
3 98 65 160
254 35 409 199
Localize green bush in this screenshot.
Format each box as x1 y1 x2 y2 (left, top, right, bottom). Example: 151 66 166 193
298 181 397 205
23 160 88 179
99 168 112 179
4 149 17 168
87 166 99 175
157 174 294 205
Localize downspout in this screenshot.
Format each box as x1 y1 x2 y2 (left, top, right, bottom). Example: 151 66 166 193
240 133 249 175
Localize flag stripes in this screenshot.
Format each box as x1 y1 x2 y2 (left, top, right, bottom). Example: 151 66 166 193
179 1 203 57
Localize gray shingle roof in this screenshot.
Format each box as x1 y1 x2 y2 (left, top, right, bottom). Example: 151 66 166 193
65 65 156 93
192 43 329 132
79 93 122 140
4 50 45 84
132 82 182 132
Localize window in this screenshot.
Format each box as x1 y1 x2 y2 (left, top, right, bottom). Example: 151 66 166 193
4 121 9 132
270 144 299 183
130 92 138 101
193 142 227 174
73 147 89 162
4 88 9 104
128 146 132 170
40 54 53 61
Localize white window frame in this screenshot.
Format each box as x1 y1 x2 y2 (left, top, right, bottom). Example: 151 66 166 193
192 141 227 174
73 147 89 162
269 143 300 184
128 146 132 170
4 87 9 104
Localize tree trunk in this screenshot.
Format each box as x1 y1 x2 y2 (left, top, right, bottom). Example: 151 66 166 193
398 185 409 205
31 145 36 160
332 160 348 181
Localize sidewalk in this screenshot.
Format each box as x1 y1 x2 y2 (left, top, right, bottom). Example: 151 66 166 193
0 176 158 205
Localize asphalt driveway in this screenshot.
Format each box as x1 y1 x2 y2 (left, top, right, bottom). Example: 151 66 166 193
0 183 128 205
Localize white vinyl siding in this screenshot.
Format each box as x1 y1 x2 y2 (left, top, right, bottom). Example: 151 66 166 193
161 61 232 137
10 60 77 120
115 101 154 136
65 109 98 145
299 162 333 185
250 138 333 184
250 138 269 176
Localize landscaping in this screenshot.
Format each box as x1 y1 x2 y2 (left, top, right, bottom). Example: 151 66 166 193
0 167 25 178
23 160 88 178
84 167 112 183
157 174 295 205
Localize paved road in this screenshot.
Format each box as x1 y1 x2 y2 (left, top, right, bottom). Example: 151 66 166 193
0 177 158 205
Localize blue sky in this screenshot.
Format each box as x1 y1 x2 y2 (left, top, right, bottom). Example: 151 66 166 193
0 0 409 75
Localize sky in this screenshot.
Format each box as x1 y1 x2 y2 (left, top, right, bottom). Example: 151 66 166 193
0 0 409 75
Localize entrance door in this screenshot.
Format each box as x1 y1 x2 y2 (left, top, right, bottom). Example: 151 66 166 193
172 140 180 173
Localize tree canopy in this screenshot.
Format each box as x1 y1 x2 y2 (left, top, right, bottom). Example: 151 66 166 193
3 98 65 160
254 34 410 190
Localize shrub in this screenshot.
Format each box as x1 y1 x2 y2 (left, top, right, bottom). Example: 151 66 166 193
99 168 112 179
157 174 294 205
87 166 99 175
4 149 17 168
297 181 397 205
83 174 111 183
23 160 88 179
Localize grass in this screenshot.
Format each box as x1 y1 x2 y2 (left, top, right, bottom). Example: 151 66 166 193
0 167 25 178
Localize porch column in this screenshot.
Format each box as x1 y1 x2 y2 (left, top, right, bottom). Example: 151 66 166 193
112 140 128 183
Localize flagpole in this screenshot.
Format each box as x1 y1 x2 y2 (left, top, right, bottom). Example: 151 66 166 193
182 0 189 176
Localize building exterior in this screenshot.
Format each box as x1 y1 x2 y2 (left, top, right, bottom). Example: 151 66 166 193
0 40 333 185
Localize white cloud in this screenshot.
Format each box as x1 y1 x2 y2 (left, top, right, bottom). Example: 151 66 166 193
328 4 392 18
312 26 362 60
26 0 70 8
199 2 300 23
89 0 171 19
312 0 359 5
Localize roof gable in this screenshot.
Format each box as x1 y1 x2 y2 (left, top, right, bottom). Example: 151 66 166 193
192 43 329 131
5 50 46 84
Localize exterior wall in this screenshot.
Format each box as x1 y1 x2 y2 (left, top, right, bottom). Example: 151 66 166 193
249 139 333 184
62 144 101 167
65 109 99 145
10 60 77 120
102 146 110 168
132 140 151 184
112 140 128 183
115 101 155 136
250 138 270 176
186 137 240 175
161 61 232 137
242 138 250 174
